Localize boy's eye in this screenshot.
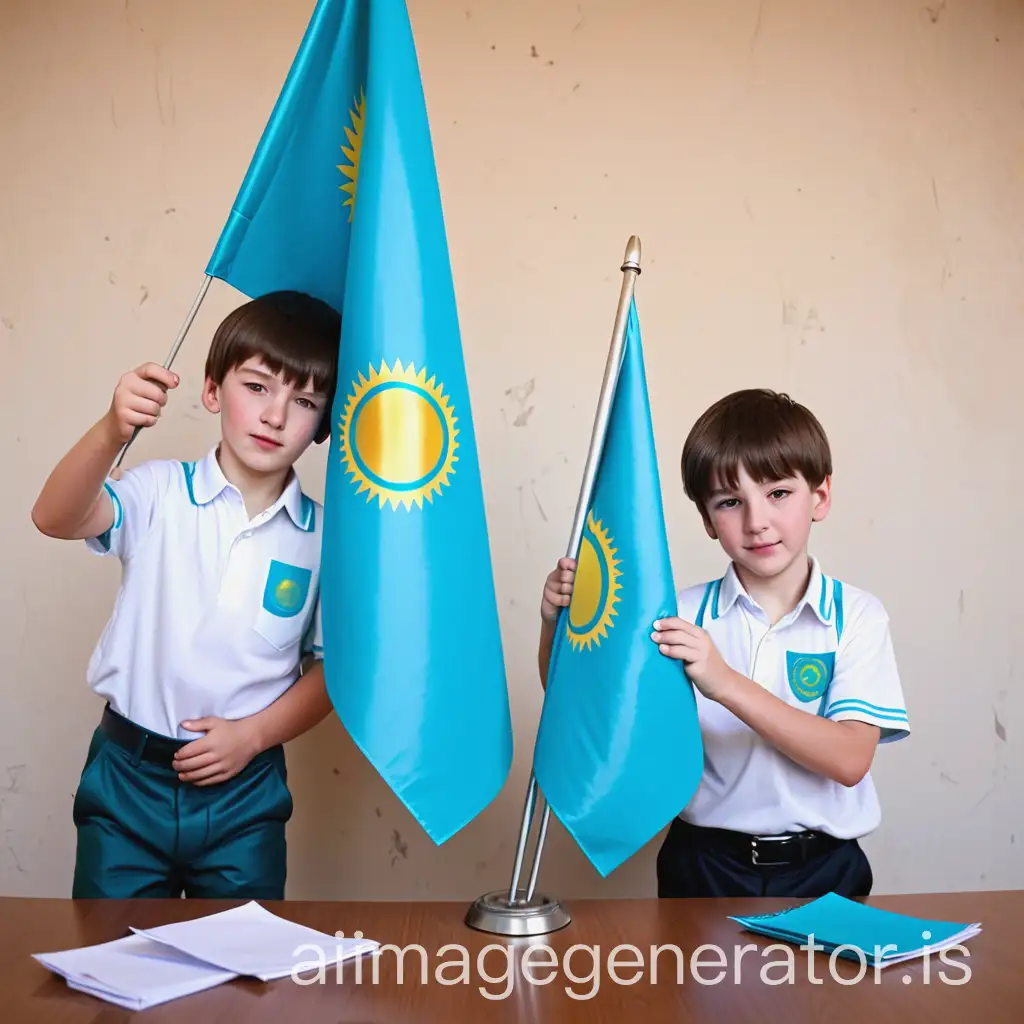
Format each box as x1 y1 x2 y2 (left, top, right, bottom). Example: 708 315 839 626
717 498 740 510
245 382 266 394
295 397 318 410
769 489 790 500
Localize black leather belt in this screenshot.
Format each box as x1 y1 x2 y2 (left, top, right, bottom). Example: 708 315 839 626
99 704 278 770
678 820 848 867
100 705 188 767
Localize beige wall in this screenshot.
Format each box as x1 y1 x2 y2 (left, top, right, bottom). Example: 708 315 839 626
2 0 1022 900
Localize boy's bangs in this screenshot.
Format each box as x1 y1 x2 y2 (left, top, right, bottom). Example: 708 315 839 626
711 434 806 493
246 341 334 396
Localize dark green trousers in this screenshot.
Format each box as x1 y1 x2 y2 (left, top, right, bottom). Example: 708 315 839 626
72 720 292 899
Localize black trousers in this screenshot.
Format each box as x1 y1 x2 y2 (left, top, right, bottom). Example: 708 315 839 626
657 818 873 899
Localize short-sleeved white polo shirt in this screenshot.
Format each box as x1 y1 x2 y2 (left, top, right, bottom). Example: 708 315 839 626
677 557 909 839
85 446 324 739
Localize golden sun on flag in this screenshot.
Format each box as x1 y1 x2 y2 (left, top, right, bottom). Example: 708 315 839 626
566 511 622 652
339 359 459 511
337 89 365 221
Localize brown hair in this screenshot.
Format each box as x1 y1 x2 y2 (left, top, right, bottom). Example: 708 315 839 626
204 290 340 443
681 389 832 512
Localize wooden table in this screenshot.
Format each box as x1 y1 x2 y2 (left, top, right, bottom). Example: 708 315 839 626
1 892 1017 1022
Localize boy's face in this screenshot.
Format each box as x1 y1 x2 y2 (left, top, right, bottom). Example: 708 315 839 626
702 465 831 582
201 357 328 475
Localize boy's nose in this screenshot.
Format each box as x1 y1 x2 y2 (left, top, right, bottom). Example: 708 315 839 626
261 402 287 429
744 504 770 533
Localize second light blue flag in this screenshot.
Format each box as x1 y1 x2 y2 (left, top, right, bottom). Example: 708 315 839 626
533 299 704 876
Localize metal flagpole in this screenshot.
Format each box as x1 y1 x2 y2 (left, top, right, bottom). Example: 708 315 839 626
465 236 642 936
113 274 213 468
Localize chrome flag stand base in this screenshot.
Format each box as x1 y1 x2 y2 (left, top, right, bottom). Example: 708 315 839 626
465 775 571 936
465 888 570 938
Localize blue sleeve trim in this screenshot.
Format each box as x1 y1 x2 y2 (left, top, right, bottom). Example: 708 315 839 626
826 697 907 716
825 703 908 725
826 709 908 726
103 482 123 530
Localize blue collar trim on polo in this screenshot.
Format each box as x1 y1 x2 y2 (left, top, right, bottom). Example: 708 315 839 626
182 447 315 532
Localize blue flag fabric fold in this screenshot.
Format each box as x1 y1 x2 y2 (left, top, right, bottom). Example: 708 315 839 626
533 299 704 875
205 0 512 844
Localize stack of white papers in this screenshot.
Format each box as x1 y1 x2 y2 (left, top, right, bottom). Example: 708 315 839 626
730 892 981 968
34 901 379 1009
34 935 237 1011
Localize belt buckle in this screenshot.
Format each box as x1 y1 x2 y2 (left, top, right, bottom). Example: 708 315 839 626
751 835 793 866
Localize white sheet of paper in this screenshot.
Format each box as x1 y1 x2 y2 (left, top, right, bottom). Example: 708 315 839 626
131 901 379 981
64 977 144 1011
874 924 983 967
64 975 230 1013
34 933 238 1009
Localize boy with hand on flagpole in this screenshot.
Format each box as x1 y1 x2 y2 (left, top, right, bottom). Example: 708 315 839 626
31 0 513 864
540 388 910 898
32 291 340 899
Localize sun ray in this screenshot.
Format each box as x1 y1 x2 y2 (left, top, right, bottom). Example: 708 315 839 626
336 88 365 221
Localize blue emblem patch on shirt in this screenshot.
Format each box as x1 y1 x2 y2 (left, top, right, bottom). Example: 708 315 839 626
262 560 312 618
786 650 835 702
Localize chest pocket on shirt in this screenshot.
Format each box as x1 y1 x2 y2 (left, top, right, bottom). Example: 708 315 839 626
786 650 835 702
254 560 312 650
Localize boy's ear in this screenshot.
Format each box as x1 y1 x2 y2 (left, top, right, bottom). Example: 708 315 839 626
701 511 718 540
201 377 221 415
811 475 832 522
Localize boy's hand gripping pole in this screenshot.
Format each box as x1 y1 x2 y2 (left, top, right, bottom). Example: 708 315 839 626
113 275 212 470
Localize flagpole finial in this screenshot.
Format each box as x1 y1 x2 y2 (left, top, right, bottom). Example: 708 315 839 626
622 235 642 274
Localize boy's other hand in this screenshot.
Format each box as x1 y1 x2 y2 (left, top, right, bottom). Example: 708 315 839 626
173 716 261 786
542 557 577 622
651 617 737 701
106 363 179 444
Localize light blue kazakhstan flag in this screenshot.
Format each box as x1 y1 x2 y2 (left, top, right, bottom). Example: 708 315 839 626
533 299 704 876
206 0 512 844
